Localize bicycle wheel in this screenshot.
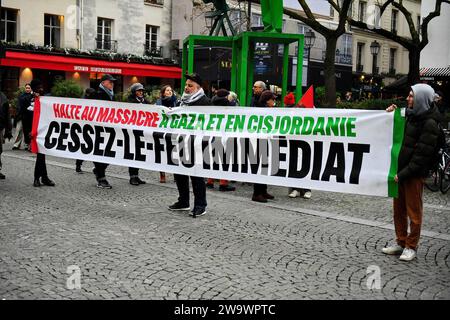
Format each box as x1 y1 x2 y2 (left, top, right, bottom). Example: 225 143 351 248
425 169 440 192
440 161 450 194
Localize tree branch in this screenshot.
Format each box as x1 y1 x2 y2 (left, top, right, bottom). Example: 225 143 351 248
391 1 419 41
420 0 447 49
348 19 413 49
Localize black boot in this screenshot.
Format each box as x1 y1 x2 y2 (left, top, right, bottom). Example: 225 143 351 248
41 177 55 186
33 179 41 187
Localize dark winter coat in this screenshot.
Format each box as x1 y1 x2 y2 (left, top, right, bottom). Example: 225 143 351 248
127 94 150 104
17 92 33 122
178 94 211 107
96 87 115 101
250 94 263 107
156 95 178 108
211 95 230 106
397 104 441 182
0 92 12 134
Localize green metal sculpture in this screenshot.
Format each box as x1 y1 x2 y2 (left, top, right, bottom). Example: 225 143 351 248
260 0 283 33
203 0 236 36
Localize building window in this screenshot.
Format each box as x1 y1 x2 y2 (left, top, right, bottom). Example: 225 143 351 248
391 9 398 34
340 34 352 56
230 10 246 33
389 48 396 74
144 0 164 5
357 42 365 71
97 17 113 50
44 14 62 47
1 8 17 42
298 23 309 34
358 1 366 22
251 14 262 28
145 25 159 54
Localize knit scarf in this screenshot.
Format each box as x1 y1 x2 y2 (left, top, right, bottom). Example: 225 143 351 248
180 88 205 106
99 83 114 100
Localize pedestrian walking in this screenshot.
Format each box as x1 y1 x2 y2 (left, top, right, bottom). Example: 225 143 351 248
383 83 441 261
12 83 32 150
168 73 210 217
0 91 13 179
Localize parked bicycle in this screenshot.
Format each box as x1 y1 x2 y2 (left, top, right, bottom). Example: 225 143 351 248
425 129 450 194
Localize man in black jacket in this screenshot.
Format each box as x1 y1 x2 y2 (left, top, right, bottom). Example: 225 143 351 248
169 73 210 217
0 91 12 179
383 83 440 261
93 74 116 189
127 82 149 185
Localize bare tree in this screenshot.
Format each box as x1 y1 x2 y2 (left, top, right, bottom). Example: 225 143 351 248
346 0 450 87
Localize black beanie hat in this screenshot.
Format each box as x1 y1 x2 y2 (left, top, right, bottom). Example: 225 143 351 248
30 79 43 91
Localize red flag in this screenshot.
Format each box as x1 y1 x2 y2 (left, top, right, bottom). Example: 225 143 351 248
297 85 315 108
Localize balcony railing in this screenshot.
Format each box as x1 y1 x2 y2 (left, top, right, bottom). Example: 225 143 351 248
144 0 164 5
96 39 118 52
144 46 162 57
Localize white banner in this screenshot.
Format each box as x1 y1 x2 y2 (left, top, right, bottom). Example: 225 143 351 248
33 97 404 197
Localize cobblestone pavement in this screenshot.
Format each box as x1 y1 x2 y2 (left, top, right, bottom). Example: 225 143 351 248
0 147 449 300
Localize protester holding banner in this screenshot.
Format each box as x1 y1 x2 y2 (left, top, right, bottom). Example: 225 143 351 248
92 74 117 189
127 83 149 186
156 85 178 183
75 87 96 173
169 73 210 217
383 83 441 261
285 92 312 199
251 90 276 203
0 91 12 180
250 81 266 108
206 89 236 192
29 79 55 187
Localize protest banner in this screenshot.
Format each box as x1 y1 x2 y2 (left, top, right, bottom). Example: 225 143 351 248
32 96 404 197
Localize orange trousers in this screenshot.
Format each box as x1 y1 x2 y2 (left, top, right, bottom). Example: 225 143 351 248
393 177 424 250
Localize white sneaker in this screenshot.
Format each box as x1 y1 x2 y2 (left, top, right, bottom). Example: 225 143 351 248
289 190 300 198
399 248 416 261
303 191 312 199
382 244 404 255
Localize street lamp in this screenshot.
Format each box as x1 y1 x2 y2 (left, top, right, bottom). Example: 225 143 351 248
304 30 316 87
370 40 380 75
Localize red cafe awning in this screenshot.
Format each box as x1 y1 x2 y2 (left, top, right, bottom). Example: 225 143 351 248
0 51 182 78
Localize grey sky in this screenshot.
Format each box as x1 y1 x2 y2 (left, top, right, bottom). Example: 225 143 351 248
284 0 331 16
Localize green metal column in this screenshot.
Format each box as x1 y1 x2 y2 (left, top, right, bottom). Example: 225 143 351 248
239 33 249 107
181 40 188 94
246 39 255 107
231 38 238 94
296 37 304 102
281 43 289 107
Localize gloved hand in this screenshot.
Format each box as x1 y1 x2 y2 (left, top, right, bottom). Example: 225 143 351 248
27 106 34 111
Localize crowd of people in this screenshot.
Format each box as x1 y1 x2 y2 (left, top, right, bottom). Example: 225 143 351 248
0 72 447 260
